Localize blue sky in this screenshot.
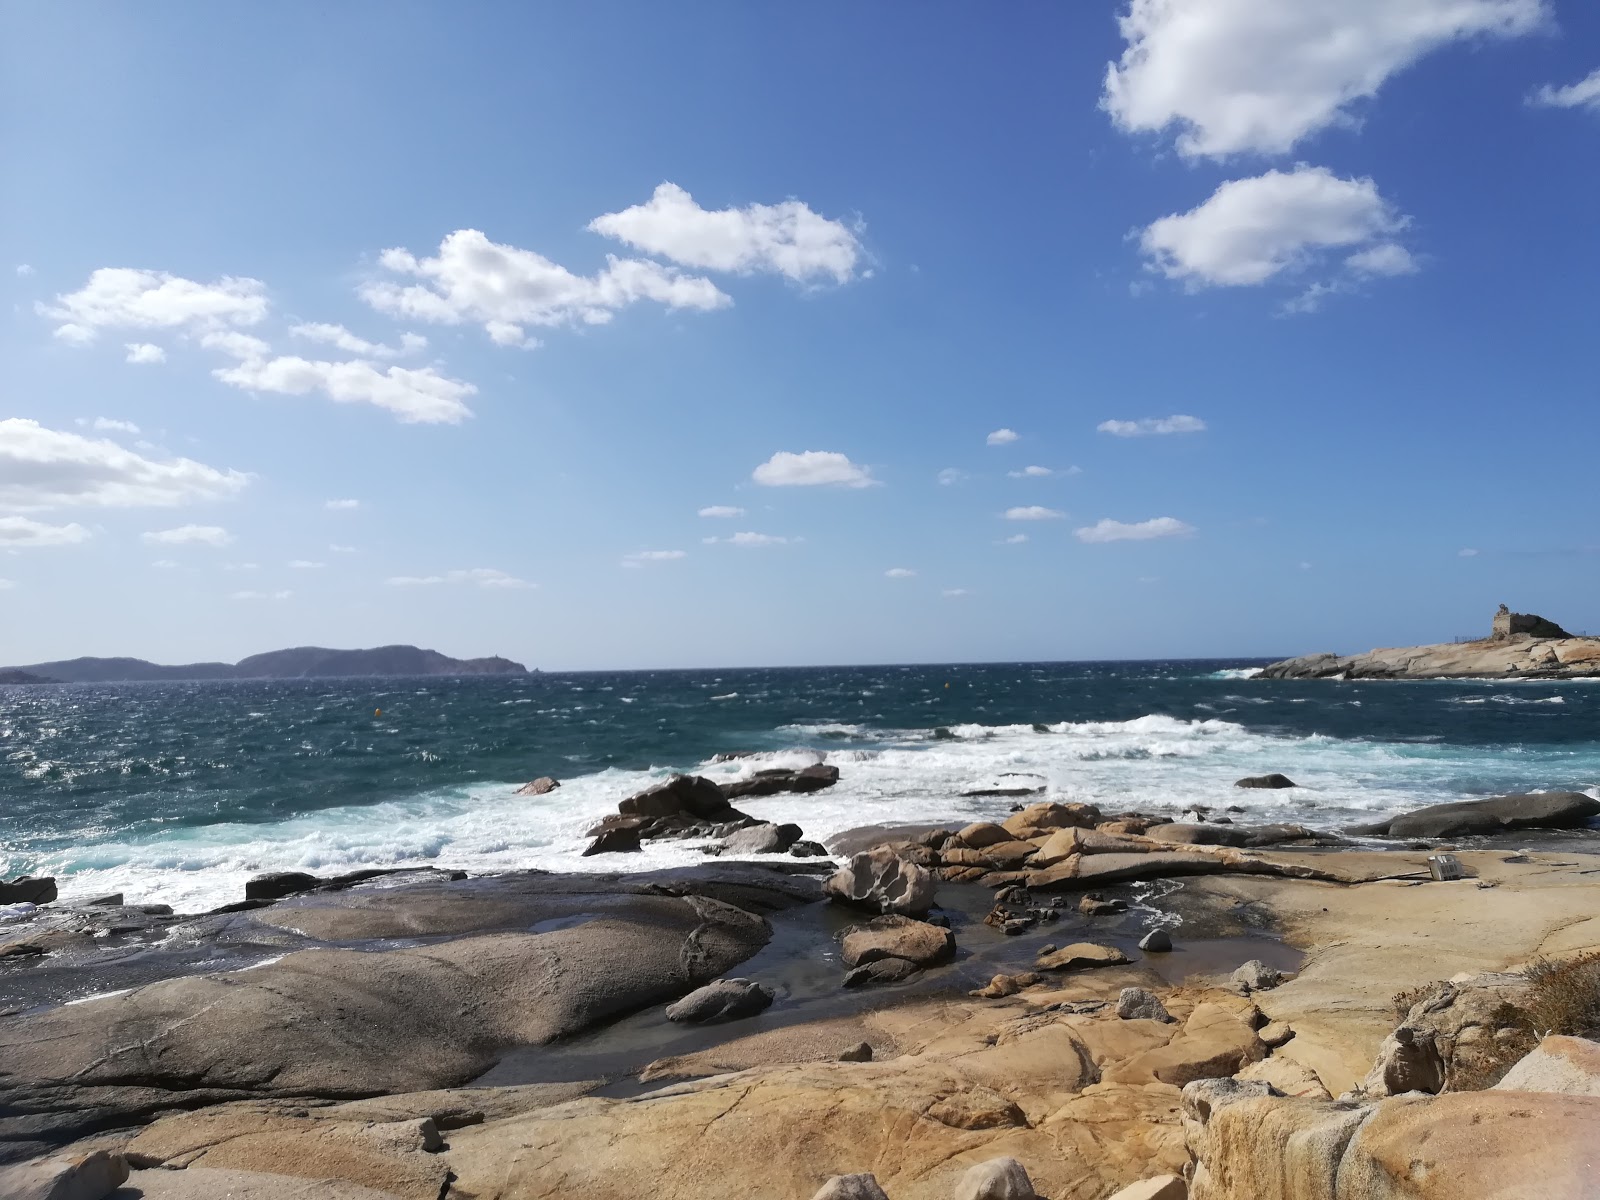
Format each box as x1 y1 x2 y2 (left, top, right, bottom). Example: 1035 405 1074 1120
3 1 1597 670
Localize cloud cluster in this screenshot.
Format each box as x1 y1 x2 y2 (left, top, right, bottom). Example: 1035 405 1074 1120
704 531 788 547
361 229 728 350
621 550 687 568
752 450 876 488
1004 506 1064 521
1098 415 1207 437
589 183 862 284
986 428 1019 446
697 505 744 518
387 567 535 589
213 352 477 425
41 268 269 344
1103 0 1547 158
1529 67 1600 111
143 524 233 547
1075 517 1195 543
1140 167 1412 291
289 323 427 358
0 419 249 511
0 516 91 547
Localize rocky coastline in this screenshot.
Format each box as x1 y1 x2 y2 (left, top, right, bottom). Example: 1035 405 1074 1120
4 767 1600 1199
1262 606 1600 681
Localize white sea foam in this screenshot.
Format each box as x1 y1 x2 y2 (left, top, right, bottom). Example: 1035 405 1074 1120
33 711 1600 913
1208 667 1265 680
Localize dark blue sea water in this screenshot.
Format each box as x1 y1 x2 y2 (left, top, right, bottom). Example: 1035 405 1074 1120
3 660 1597 910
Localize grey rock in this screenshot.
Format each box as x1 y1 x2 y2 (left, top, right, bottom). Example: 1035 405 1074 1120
0 877 57 905
1139 929 1173 953
514 776 560 796
1078 894 1127 916
1231 960 1285 993
824 847 937 916
663 977 775 1024
788 839 829 858
582 826 642 855
838 1041 874 1062
953 1156 1039 1200
1235 773 1296 789
842 957 923 987
810 1174 890 1200
720 822 803 856
1117 987 1174 1023
619 774 741 822
1375 791 1600 839
244 872 320 902
720 763 840 800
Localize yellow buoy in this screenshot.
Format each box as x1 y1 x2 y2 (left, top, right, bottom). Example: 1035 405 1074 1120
375 708 383 717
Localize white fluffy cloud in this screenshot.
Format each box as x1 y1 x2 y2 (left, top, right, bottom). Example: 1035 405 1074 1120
1140 167 1410 290
1008 465 1054 478
937 468 969 486
387 567 535 589
1075 517 1195 543
0 516 91 547
698 505 745 518
40 268 269 344
885 567 917 578
325 499 361 511
89 418 140 434
1530 67 1600 111
621 550 687 568
213 354 476 424
986 428 1019 446
706 531 788 547
588 183 862 284
1004 506 1064 521
201 331 273 360
289 323 427 358
753 450 876 488
143 524 233 547
1104 0 1548 158
125 343 166 365
232 589 292 601
360 229 729 349
0 419 249 511
1098 415 1207 437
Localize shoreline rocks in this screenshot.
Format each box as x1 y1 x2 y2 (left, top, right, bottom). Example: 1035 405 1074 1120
1347 791 1600 839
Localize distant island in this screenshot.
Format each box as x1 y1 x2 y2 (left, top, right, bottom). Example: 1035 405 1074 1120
1262 606 1600 680
2 645 530 683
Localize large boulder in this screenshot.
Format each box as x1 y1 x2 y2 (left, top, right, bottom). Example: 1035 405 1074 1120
583 827 642 856
953 1157 1039 1200
824 848 937 916
515 776 560 796
811 1175 890 1200
1357 791 1600 838
839 915 954 971
1358 973 1535 1096
719 823 803 856
244 872 320 902
1235 773 1296 789
0 876 56 905
664 978 775 1024
1494 1035 1600 1097
619 774 742 822
0 1149 127 1200
1035 943 1129 972
720 764 840 800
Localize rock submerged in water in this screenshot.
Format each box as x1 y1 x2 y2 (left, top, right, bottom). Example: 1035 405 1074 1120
514 776 560 796
1235 773 1296 789
583 826 642 856
717 822 803 856
1139 929 1173 953
839 914 954 972
664 978 775 1024
1035 942 1129 972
